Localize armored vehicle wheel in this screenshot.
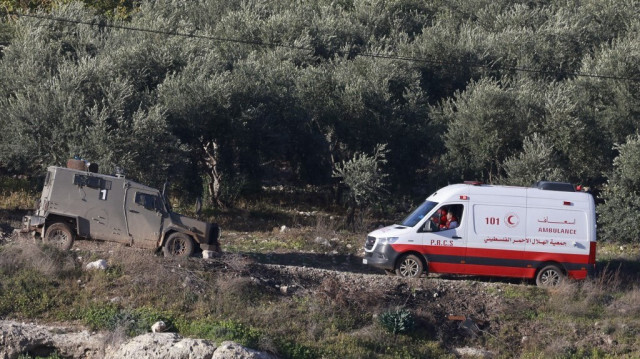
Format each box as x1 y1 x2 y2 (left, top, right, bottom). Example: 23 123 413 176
163 233 194 257
395 254 424 278
536 264 564 287
43 222 75 251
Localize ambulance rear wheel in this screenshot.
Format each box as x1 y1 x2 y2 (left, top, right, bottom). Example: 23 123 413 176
536 264 564 287
396 254 424 278
163 233 194 257
43 222 75 251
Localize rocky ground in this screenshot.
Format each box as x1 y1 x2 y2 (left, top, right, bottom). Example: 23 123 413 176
0 319 276 359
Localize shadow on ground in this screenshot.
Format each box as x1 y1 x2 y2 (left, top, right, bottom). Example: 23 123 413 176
243 251 382 275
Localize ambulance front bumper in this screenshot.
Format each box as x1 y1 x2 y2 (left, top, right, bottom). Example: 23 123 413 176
362 243 400 271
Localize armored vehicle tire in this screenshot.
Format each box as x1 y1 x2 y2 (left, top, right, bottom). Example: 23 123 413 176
536 264 565 287
395 254 424 278
163 233 194 257
43 222 75 251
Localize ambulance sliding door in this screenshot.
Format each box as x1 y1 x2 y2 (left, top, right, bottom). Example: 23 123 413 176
469 201 527 277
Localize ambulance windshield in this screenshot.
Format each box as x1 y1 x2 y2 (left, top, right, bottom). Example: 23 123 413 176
401 201 438 227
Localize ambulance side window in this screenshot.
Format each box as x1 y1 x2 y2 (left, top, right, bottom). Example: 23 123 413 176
426 204 464 232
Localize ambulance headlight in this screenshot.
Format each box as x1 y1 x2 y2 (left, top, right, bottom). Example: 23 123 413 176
378 237 399 244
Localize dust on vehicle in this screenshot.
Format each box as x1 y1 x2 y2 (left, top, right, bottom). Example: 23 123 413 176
21 161 220 257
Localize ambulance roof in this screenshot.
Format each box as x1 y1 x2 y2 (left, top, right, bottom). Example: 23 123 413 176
426 183 592 203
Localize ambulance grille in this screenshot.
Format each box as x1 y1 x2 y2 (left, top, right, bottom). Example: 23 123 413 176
365 236 376 250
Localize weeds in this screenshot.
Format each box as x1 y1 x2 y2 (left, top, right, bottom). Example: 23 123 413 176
0 242 78 277
0 176 39 210
378 307 415 336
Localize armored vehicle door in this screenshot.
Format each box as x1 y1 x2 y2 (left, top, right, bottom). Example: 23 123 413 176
125 189 164 248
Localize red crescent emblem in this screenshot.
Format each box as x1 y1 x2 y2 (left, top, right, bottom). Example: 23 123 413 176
505 213 519 228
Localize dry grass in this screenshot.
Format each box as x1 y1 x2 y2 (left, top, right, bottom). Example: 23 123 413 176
0 190 37 210
0 241 77 277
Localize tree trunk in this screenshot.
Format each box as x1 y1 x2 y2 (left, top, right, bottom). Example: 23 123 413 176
203 140 224 208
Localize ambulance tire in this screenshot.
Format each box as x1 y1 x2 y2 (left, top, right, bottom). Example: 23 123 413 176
43 222 75 251
395 254 424 278
163 232 195 257
536 264 565 287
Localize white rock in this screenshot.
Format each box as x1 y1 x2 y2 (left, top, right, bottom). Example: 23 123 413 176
202 250 216 259
106 333 216 359
85 259 108 270
280 225 288 233
151 321 167 333
0 320 105 359
212 341 277 359
452 346 495 358
314 236 331 247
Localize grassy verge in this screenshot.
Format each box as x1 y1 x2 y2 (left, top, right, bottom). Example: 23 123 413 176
0 242 451 358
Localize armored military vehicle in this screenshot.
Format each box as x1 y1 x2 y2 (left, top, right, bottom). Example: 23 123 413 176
21 164 220 257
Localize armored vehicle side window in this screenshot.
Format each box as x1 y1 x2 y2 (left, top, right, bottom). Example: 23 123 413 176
135 192 160 211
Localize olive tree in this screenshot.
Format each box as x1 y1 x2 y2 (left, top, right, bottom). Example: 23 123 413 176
502 133 566 186
598 135 640 243
333 143 389 225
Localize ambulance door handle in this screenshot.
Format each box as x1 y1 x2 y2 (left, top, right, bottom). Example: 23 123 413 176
452 236 462 239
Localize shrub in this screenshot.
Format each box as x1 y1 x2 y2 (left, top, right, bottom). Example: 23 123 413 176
378 307 415 336
333 144 389 224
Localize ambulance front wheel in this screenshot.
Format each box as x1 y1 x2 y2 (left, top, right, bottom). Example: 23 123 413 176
536 264 565 287
395 254 424 278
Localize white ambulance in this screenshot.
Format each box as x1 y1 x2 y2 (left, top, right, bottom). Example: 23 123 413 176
363 181 596 286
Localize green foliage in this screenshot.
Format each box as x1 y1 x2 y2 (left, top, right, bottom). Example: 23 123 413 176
503 133 566 186
2 0 640 240
378 307 415 335
598 134 640 242
81 303 175 335
0 270 59 317
436 78 533 182
80 302 121 330
333 143 389 208
176 318 262 348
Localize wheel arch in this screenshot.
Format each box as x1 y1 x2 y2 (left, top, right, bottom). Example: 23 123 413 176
394 250 428 271
44 213 79 235
535 260 567 277
160 228 195 248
